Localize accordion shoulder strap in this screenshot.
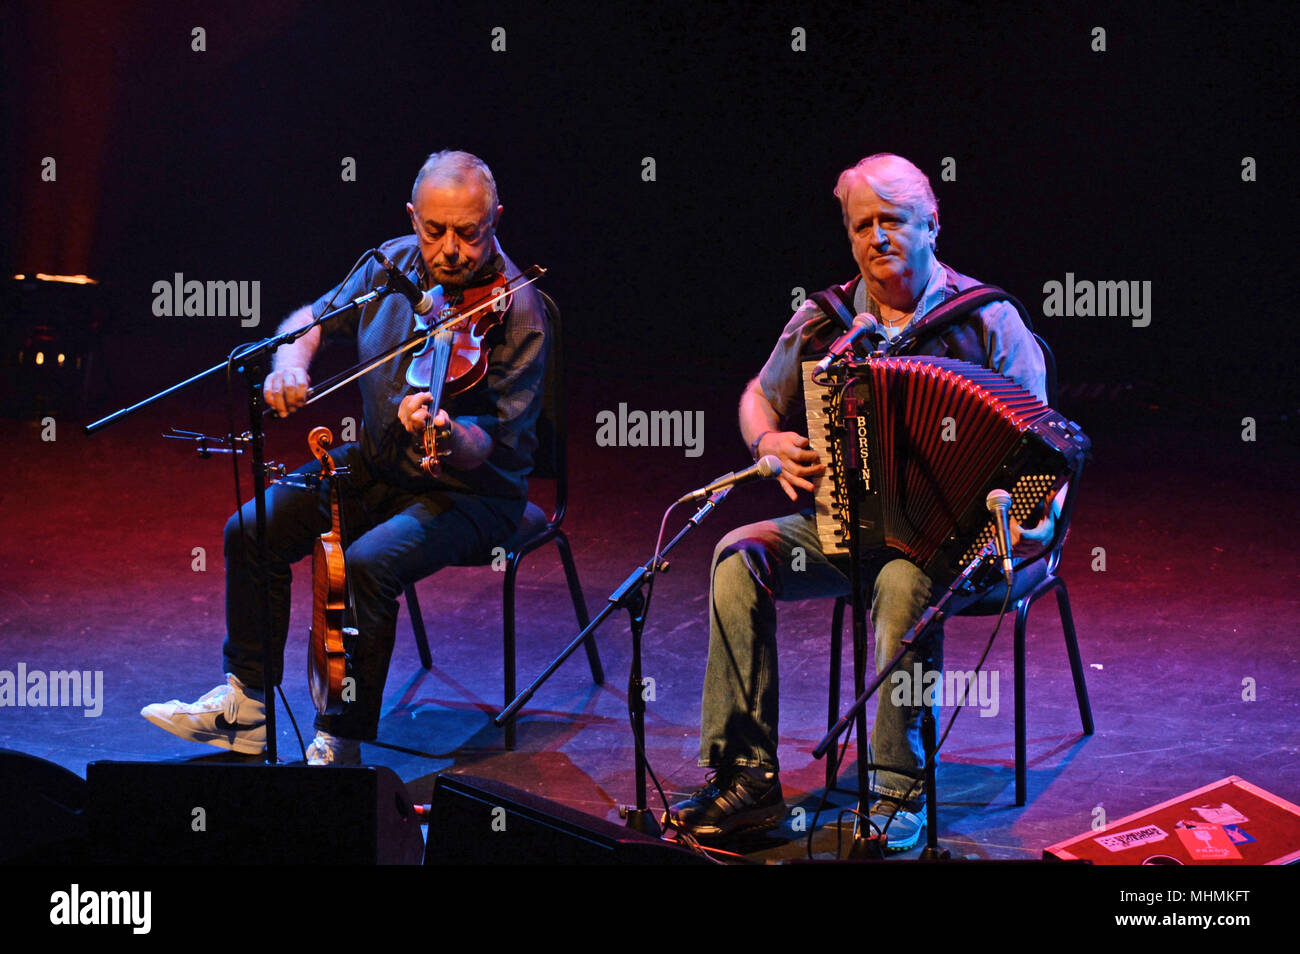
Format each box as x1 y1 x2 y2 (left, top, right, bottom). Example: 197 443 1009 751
807 280 859 330
887 284 1036 356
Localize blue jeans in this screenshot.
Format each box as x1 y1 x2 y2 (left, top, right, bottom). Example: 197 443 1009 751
222 442 524 740
700 511 941 809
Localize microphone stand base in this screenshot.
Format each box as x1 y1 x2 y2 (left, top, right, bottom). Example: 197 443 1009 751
849 833 888 860
622 807 662 837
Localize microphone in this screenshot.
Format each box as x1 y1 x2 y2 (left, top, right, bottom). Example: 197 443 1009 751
371 249 436 315
814 313 874 375
985 489 1015 586
677 455 782 505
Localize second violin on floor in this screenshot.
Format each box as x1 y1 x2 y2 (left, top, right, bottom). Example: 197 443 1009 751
307 426 353 715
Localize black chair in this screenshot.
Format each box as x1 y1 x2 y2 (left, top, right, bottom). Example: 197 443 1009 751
403 291 603 749
826 333 1093 805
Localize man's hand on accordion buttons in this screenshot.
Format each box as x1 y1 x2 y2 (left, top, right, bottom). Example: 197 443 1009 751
1010 485 1066 550
756 431 826 501
1010 512 1054 549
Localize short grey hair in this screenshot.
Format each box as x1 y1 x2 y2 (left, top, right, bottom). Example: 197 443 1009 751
410 150 499 212
834 153 938 227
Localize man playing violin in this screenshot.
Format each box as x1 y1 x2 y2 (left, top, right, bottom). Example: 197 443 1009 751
142 150 548 764
667 153 1052 850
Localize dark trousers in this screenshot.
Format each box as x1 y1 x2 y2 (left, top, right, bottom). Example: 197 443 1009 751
222 442 524 740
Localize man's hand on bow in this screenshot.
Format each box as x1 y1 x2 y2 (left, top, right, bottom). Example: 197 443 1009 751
264 367 312 418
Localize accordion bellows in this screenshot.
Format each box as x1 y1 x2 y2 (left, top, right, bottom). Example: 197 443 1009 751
804 355 1090 590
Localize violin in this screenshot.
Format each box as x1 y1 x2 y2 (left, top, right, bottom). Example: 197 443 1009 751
405 271 513 476
307 426 350 715
275 263 545 418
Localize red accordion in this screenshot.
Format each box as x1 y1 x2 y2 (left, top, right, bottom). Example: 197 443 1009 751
803 355 1090 589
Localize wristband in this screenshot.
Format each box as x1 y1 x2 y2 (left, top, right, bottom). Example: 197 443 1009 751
749 429 776 461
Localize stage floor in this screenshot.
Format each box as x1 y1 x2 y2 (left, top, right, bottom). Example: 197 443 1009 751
3 363 1297 864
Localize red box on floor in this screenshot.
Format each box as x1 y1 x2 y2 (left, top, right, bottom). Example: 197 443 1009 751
1045 776 1300 865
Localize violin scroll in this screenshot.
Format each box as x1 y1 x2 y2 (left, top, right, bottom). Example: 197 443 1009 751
308 426 334 470
420 414 453 477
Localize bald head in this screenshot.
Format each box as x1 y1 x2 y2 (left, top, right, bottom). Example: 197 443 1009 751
411 150 499 215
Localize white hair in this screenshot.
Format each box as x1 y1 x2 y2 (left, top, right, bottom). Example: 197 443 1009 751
834 153 938 228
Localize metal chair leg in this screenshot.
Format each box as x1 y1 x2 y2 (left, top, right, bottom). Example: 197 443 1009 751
1053 577 1094 735
827 596 845 791
555 530 602 683
502 555 520 751
1014 597 1030 807
405 584 432 670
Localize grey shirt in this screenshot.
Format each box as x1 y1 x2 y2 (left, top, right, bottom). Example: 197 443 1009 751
312 234 547 499
756 261 1046 429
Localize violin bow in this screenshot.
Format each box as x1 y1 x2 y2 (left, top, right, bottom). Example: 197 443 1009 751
270 264 547 414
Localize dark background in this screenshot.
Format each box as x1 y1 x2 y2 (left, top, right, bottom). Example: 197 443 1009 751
3 0 1296 429
1 1 1298 888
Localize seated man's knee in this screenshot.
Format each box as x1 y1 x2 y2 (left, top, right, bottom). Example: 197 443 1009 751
223 507 253 558
223 497 309 562
711 525 778 589
872 558 935 652
874 558 932 604
342 542 408 603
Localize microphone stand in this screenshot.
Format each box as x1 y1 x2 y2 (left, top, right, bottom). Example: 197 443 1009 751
813 539 995 860
814 355 1009 860
832 363 876 856
85 270 408 764
496 487 735 835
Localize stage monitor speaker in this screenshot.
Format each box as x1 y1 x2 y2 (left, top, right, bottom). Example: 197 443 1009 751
86 760 424 865
0 748 88 863
425 773 710 864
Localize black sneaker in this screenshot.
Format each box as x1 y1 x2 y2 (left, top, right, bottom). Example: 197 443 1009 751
665 768 785 841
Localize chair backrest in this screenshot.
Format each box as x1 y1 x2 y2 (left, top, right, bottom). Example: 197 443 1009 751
531 290 569 523
1031 332 1080 574
1035 332 1059 410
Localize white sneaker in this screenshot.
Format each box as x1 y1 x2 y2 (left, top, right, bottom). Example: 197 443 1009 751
306 731 362 766
141 674 267 755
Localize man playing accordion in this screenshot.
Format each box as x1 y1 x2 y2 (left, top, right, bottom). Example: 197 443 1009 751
669 153 1054 849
